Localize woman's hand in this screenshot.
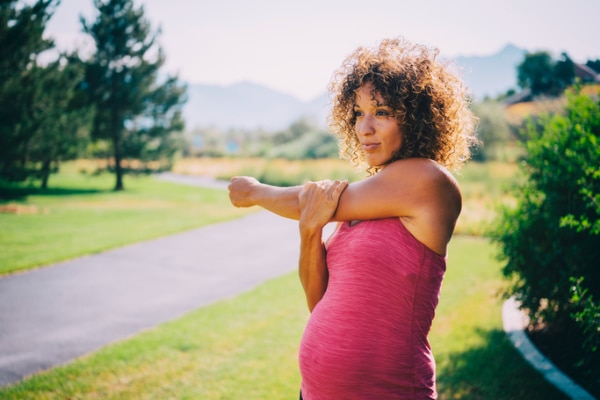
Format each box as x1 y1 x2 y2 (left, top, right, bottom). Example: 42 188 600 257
298 179 347 311
228 176 261 208
299 180 348 232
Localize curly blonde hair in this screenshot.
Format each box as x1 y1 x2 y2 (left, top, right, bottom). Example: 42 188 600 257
328 37 478 173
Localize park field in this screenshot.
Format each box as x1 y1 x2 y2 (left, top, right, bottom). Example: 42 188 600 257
0 158 569 398
0 162 254 276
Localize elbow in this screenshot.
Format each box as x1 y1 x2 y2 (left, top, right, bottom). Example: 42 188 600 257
307 298 319 312
300 268 328 312
305 287 326 312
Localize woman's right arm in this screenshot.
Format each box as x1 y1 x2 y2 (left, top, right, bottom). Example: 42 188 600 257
298 180 348 311
229 177 347 310
228 176 302 220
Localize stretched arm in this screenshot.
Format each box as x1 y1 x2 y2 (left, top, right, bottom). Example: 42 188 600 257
229 159 461 264
228 176 301 219
298 180 347 311
228 159 461 253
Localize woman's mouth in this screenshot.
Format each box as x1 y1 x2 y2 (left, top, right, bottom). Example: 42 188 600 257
362 143 380 152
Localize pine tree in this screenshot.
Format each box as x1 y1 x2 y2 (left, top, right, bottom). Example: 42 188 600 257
81 0 187 190
0 0 58 181
26 54 94 188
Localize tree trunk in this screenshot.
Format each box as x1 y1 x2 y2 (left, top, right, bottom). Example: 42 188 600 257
40 159 51 189
112 135 124 191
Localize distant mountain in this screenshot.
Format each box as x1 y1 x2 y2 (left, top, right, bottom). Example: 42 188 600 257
455 43 526 99
183 81 329 131
182 44 526 130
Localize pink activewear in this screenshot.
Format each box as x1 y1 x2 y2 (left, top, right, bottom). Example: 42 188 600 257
299 218 446 399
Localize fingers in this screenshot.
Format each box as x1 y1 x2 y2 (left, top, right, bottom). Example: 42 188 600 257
332 180 348 203
228 176 258 208
299 179 348 207
320 179 348 201
298 179 349 230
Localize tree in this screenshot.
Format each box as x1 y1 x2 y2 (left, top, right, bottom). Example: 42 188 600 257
492 88 599 371
0 0 58 181
517 51 555 96
586 59 600 74
81 0 187 190
553 52 575 93
25 55 94 188
517 51 575 97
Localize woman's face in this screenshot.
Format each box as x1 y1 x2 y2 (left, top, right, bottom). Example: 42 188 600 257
353 82 404 167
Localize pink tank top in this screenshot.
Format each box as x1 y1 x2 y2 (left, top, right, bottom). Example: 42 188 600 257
299 218 446 400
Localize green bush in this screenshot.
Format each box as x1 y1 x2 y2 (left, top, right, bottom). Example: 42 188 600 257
492 89 599 367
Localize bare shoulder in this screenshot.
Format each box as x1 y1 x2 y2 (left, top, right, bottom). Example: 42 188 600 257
334 158 461 224
382 158 460 193
383 159 462 255
383 158 462 215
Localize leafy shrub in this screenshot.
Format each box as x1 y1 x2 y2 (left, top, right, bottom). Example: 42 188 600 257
570 277 600 357
492 88 599 365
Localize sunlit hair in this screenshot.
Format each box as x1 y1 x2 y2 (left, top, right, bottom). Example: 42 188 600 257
328 37 478 174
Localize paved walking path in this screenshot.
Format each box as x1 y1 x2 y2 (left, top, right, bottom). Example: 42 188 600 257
0 175 301 387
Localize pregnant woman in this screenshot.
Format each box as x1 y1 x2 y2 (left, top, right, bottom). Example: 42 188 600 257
228 36 477 399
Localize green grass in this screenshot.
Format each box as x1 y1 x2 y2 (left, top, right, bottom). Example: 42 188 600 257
452 161 522 236
0 236 567 399
0 163 569 398
0 170 253 275
432 237 566 399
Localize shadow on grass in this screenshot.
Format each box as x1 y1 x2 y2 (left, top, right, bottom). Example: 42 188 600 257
436 328 569 400
0 185 105 201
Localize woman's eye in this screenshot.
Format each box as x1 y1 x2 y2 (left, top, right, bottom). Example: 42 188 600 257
376 109 390 116
353 110 363 117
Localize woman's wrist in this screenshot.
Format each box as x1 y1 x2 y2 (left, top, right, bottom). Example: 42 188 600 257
299 220 324 239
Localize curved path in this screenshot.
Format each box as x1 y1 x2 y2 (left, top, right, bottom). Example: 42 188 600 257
503 298 596 400
0 175 302 387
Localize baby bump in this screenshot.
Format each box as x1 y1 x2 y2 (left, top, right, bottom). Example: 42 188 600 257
299 299 415 392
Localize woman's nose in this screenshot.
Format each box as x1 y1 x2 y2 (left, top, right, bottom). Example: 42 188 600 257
356 115 375 136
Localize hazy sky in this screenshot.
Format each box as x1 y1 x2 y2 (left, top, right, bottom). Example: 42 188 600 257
46 0 600 101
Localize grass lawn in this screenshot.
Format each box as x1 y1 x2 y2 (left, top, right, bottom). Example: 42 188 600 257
432 237 567 399
0 169 252 276
0 161 570 398
0 235 567 399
